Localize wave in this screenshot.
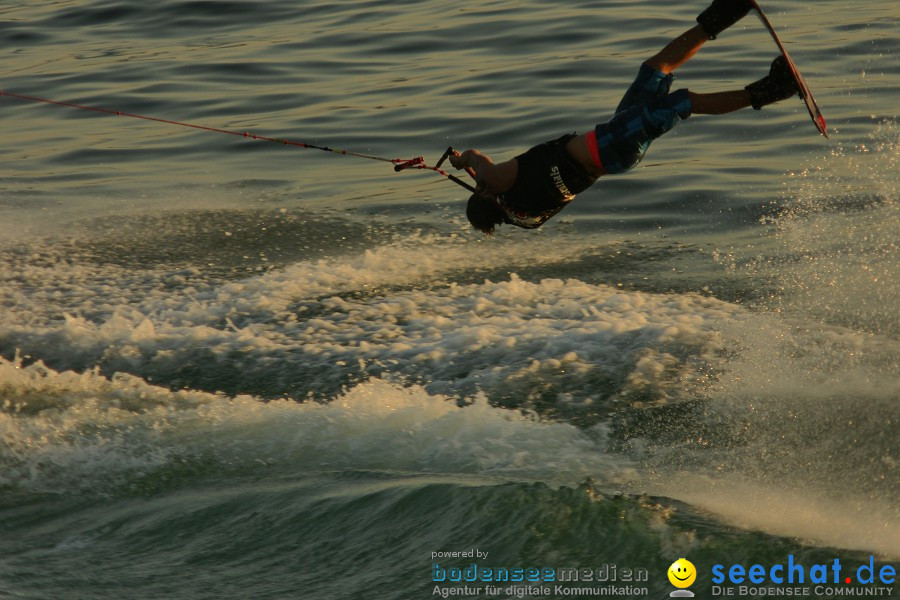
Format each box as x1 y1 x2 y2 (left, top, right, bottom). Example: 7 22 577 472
0 357 627 495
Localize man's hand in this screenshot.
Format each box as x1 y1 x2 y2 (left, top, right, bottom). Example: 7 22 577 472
449 149 489 183
447 148 514 198
448 149 468 170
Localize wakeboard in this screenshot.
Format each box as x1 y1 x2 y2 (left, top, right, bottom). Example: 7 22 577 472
748 0 828 137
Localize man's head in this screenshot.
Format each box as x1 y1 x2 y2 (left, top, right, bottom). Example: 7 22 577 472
466 192 506 236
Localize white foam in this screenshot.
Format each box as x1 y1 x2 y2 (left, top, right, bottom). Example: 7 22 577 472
0 358 630 494
0 233 745 405
763 120 899 337
650 473 900 560
676 124 900 558
2 201 896 556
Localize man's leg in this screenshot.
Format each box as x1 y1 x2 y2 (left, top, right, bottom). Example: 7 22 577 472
645 0 753 74
689 90 751 114
697 0 753 40
690 56 800 114
645 25 709 75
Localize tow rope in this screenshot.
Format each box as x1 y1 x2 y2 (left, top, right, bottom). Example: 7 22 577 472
0 89 476 193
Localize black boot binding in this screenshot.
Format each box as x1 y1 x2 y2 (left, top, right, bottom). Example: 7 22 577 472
745 56 801 109
697 0 753 39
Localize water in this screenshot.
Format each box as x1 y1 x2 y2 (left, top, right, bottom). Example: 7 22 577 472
1 1 897 598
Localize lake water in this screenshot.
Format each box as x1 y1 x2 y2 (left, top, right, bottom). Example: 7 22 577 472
1 1 897 598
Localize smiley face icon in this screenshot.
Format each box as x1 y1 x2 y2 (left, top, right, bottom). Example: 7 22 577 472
668 558 696 588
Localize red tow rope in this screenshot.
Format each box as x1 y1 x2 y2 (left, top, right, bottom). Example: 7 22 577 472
0 89 476 193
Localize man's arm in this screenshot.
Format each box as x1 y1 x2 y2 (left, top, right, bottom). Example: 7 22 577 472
449 149 492 176
449 149 517 196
